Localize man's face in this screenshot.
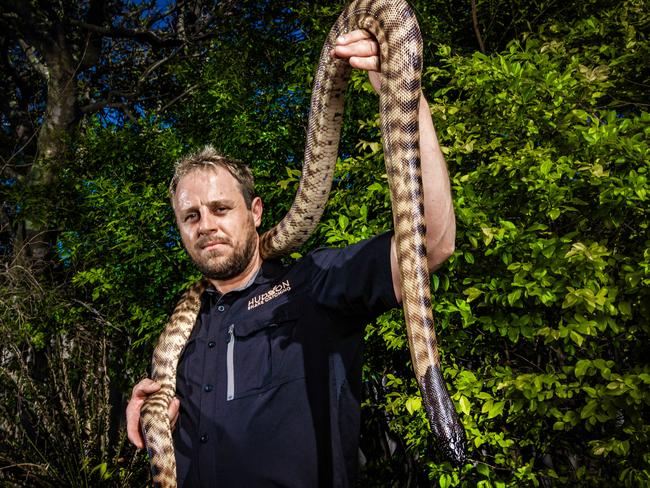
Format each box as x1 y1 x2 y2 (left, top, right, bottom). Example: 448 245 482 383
173 167 262 281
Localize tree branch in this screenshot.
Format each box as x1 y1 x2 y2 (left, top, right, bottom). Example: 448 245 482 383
80 101 137 124
137 48 183 86
145 1 183 30
17 39 49 80
70 19 183 48
471 0 486 53
157 82 204 114
79 0 107 69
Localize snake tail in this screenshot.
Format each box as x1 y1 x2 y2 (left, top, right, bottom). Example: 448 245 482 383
422 365 467 465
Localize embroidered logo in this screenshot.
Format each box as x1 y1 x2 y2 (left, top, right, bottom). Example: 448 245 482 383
247 280 291 310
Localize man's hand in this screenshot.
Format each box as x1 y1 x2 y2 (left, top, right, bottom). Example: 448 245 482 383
331 29 381 92
126 378 180 449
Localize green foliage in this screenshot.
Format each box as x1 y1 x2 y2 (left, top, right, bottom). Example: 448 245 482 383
0 264 148 487
1 0 648 486
57 120 199 366
357 1 649 485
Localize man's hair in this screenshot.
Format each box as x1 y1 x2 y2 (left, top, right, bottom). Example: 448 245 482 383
169 145 255 208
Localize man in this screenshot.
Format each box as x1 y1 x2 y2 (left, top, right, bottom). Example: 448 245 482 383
126 30 455 486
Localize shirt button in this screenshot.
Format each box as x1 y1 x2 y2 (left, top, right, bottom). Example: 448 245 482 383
204 384 214 392
217 305 225 312
208 341 216 348
200 434 208 443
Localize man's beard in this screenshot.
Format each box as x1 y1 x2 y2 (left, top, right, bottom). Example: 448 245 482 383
192 226 257 281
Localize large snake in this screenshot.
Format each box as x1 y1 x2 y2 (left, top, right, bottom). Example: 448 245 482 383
140 0 466 485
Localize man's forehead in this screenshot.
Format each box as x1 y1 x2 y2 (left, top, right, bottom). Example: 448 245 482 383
174 166 241 207
175 188 194 210
180 165 223 182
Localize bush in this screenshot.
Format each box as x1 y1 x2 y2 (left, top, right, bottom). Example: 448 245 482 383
356 3 650 485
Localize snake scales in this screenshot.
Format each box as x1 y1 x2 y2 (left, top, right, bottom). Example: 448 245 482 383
140 0 466 485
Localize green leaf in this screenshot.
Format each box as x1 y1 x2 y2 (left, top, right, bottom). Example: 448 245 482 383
439 474 451 488
580 400 599 419
459 395 471 415
488 401 505 419
338 214 349 230
477 463 491 477
575 360 591 378
570 330 584 346
405 396 422 415
463 287 483 302
618 301 632 316
431 274 440 291
507 289 522 306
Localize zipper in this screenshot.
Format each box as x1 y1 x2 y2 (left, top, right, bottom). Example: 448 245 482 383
226 324 235 401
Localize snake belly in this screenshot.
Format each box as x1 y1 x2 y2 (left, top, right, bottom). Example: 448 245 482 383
141 0 466 486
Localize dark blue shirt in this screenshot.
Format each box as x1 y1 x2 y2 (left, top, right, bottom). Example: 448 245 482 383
174 232 398 487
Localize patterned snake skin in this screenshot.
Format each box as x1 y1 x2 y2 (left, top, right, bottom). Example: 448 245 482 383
140 0 466 485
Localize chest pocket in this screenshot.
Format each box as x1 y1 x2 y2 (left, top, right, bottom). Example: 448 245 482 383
227 306 302 401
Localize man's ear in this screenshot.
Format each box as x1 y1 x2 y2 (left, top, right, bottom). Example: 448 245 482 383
251 196 263 227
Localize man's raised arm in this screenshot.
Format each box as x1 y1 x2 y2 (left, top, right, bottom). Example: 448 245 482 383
333 31 456 303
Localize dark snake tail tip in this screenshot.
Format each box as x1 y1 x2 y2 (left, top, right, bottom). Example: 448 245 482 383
422 365 468 466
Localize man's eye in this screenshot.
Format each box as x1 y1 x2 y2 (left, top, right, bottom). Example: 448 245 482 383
184 213 198 222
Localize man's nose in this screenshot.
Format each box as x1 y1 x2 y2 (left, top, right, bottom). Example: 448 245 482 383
197 208 219 235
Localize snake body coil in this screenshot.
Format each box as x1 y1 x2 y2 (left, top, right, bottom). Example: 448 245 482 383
141 1 466 485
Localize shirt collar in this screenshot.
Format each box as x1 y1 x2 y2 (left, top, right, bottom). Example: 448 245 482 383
204 259 284 297
253 259 286 285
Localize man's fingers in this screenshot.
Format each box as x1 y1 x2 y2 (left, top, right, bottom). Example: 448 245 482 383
133 378 161 397
332 38 379 61
126 399 145 449
169 397 180 430
348 55 381 72
367 71 382 93
332 28 378 56
335 29 373 45
331 29 381 76
126 378 161 449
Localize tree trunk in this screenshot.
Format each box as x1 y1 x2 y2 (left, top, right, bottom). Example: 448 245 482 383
17 25 78 267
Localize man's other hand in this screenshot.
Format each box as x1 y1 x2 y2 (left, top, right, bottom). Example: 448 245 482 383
126 378 180 449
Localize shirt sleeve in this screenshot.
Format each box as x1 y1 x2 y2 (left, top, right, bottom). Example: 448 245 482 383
307 231 399 320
